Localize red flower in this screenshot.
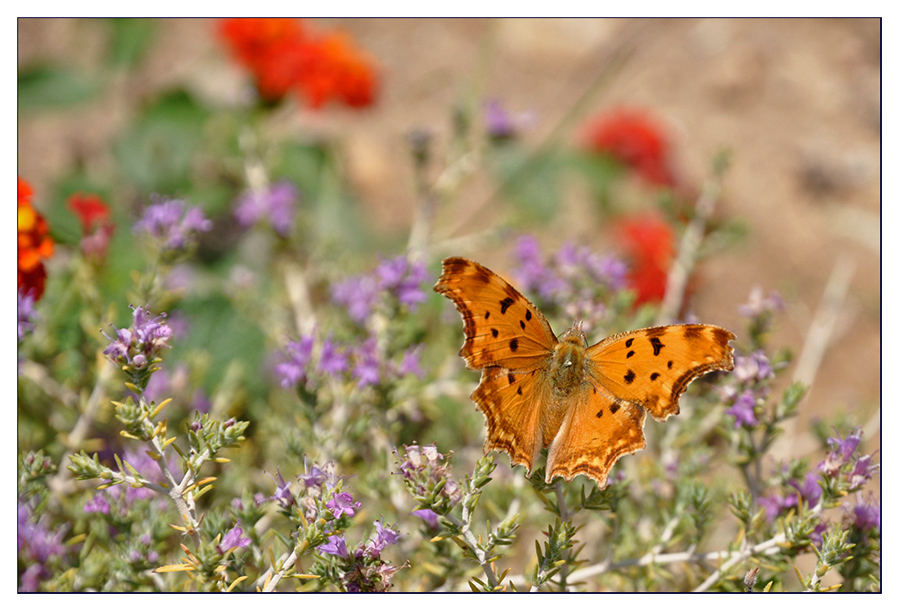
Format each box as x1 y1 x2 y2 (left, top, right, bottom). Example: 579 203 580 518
68 193 115 261
617 213 675 306
218 18 377 109
582 107 676 187
18 178 54 300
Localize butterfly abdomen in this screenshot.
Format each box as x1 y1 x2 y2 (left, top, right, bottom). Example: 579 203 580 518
548 329 589 398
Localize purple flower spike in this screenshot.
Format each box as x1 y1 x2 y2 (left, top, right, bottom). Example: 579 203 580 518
234 180 299 237
133 197 211 251
411 508 441 530
365 520 402 558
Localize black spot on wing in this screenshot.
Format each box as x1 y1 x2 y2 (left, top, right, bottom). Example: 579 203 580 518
525 309 532 321
491 328 499 338
626 350 635 359
624 370 635 384
520 320 526 330
650 372 660 381
509 338 519 352
499 297 514 314
650 337 665 356
609 403 620 414
507 373 516 384
625 338 634 348
596 410 603 418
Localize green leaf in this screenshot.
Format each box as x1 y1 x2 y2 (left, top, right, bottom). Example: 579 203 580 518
18 64 100 109
105 18 156 67
114 89 211 193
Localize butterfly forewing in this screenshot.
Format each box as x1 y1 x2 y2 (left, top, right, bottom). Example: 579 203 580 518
585 324 735 422
434 257 558 371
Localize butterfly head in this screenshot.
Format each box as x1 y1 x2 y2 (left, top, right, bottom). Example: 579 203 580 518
558 320 587 347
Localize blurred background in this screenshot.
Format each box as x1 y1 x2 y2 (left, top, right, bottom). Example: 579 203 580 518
18 17 880 460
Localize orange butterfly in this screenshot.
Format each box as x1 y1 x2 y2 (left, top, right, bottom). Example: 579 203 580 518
434 256 735 487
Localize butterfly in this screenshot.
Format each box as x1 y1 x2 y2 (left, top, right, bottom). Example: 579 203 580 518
434 256 735 487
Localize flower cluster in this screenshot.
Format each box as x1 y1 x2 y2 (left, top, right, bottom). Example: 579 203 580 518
581 106 677 187
818 427 877 490
615 213 676 307
132 197 212 254
101 305 173 383
17 501 70 592
17 177 54 301
331 254 429 325
218 18 378 109
395 444 461 516
513 234 627 330
68 193 115 261
233 180 299 237
721 349 775 428
275 332 423 390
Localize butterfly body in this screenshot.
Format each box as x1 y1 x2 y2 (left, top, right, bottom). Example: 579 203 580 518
435 256 735 487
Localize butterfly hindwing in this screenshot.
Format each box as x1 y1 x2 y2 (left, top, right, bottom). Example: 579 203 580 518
434 257 557 371
546 389 646 487
586 324 735 421
471 365 551 473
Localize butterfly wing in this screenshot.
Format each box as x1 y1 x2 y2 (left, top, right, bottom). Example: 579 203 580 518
585 324 735 422
434 257 557 371
545 389 646 487
471 365 553 473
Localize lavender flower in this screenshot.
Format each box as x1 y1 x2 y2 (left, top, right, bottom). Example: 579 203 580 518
18 501 69 591
848 454 877 489
395 444 461 510
327 491 361 519
218 521 252 553
265 469 295 508
726 390 759 428
274 335 314 388
83 492 111 515
351 337 382 388
101 305 172 371
300 460 330 489
17 289 37 340
331 254 429 324
788 472 823 507
410 508 441 530
739 286 785 318
818 427 863 476
133 197 212 251
317 336 349 376
317 534 349 558
365 520 402 558
234 180 299 236
483 99 536 140
843 493 880 532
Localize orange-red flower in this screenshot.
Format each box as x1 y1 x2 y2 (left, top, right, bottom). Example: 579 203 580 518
68 193 115 261
218 18 378 109
617 213 675 306
582 107 677 187
18 178 54 300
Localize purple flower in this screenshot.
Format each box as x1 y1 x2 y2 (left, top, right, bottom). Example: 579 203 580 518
274 335 314 388
410 508 441 530
317 336 349 375
848 454 877 489
844 494 880 531
332 275 380 324
483 99 536 140
365 520 402 558
17 289 37 340
326 491 361 519
18 501 69 589
218 521 252 553
819 427 863 476
733 350 774 384
317 534 349 558
739 286 785 318
83 492 111 515
133 197 212 251
351 337 382 388
332 255 429 324
395 344 424 377
726 390 758 427
234 180 299 237
300 462 330 489
265 469 295 508
101 305 172 370
788 472 823 508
